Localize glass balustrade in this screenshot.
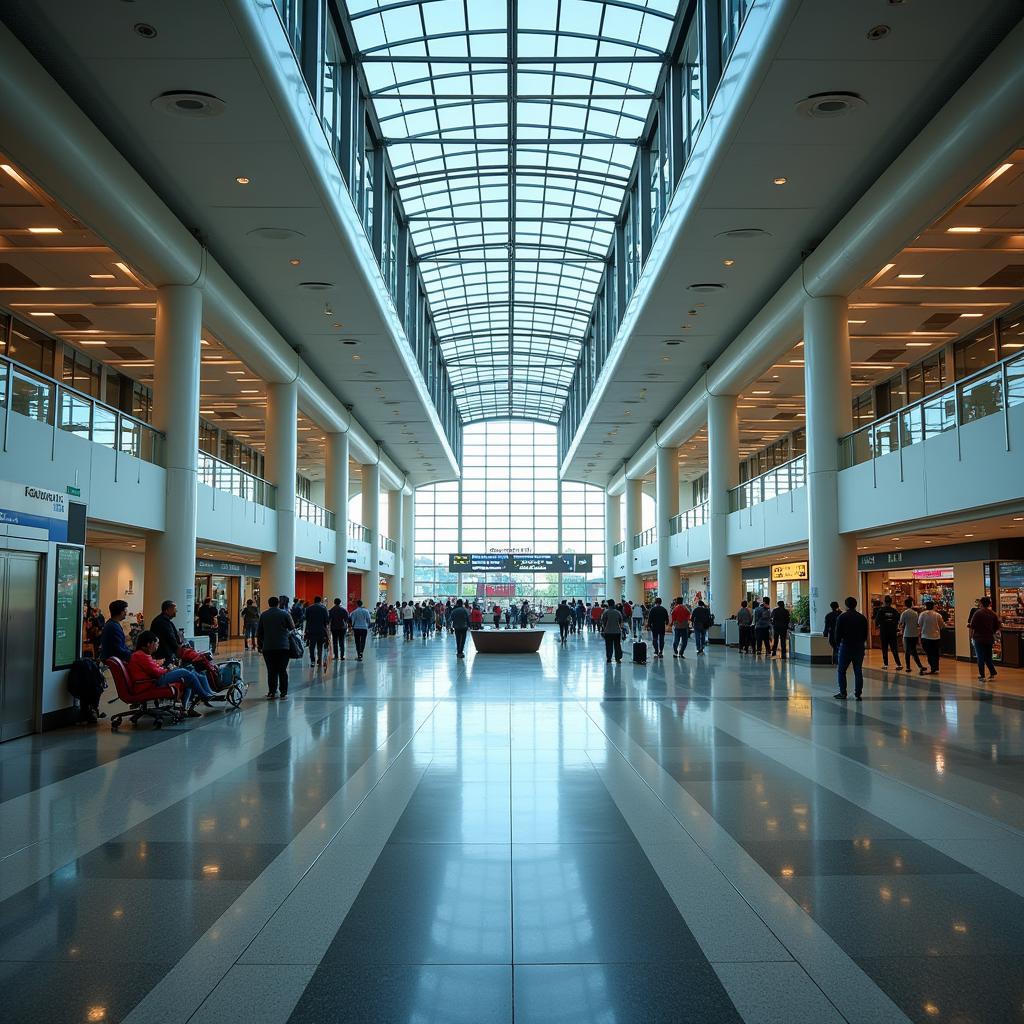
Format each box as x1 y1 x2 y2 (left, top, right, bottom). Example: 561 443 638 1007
296 495 336 530
612 540 626 556
727 456 807 513
381 535 397 553
669 500 709 534
197 451 276 508
632 527 657 548
348 520 371 544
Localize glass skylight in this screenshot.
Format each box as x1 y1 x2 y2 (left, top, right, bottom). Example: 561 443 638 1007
345 0 676 423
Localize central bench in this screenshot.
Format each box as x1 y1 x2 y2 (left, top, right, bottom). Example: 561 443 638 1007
469 629 545 653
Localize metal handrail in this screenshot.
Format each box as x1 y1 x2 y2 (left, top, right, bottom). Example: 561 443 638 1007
381 535 397 553
728 455 806 513
838 349 1024 469
198 451 276 508
296 495 336 530
1 353 165 465
612 540 626 556
632 526 657 548
669 500 709 535
348 519 371 543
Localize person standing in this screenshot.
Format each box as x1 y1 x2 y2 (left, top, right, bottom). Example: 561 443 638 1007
600 600 624 663
519 600 530 628
898 598 926 673
752 597 772 657
670 598 691 658
823 601 841 665
450 599 470 658
918 599 944 675
969 595 1001 682
492 602 502 629
690 600 711 656
648 597 669 659
555 600 572 644
197 596 219 654
349 600 371 661
328 598 349 660
631 599 645 640
257 595 293 700
401 600 414 640
241 599 260 651
735 600 753 654
873 595 903 669
833 596 868 701
304 595 330 669
770 600 791 660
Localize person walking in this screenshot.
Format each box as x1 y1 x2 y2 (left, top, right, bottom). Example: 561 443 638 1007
349 600 372 661
770 600 791 659
450 599 470 658
752 597 772 657
600 600 625 663
898 597 926 673
969 595 1000 682
833 596 868 701
873 595 903 669
304 595 330 669
670 598 691 658
823 601 841 665
328 598 349 660
492 602 502 629
919 598 944 675
197 597 219 654
555 600 572 644
241 599 260 651
690 600 711 656
257 596 293 700
631 599 645 640
736 600 753 654
648 597 669 659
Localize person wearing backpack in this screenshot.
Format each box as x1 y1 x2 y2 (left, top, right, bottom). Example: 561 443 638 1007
257 596 293 699
690 600 711 656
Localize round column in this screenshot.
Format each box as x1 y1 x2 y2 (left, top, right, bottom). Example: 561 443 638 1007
604 489 620 601
144 285 201 633
261 379 298 603
623 476 643 606
388 487 403 600
363 461 381 604
402 487 415 600
804 295 858 629
708 393 741 620
323 430 350 605
656 443 679 600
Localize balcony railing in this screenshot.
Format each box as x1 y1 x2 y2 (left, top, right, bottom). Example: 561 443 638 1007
612 540 626 556
632 526 657 548
669 500 709 535
1 353 164 465
839 349 1024 469
729 456 807 513
296 495 336 530
198 451 276 508
348 520 371 544
381 535 397 553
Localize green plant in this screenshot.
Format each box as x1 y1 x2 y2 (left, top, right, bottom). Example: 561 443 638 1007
793 595 811 632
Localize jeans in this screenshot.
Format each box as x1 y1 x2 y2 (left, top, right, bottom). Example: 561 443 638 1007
921 637 941 673
672 626 689 655
878 629 901 667
202 626 218 654
738 624 752 652
353 629 368 658
454 628 468 657
603 633 623 662
331 628 346 659
632 617 644 637
903 636 924 670
754 628 771 656
262 650 290 696
404 619 414 640
836 642 865 697
559 621 570 642
975 640 996 678
693 628 708 654
243 623 257 645
309 637 326 664
771 628 788 658
163 667 201 705
651 626 665 656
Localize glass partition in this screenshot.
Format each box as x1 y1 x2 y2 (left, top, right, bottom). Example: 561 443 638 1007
728 457 805 513
669 500 709 534
296 495 336 530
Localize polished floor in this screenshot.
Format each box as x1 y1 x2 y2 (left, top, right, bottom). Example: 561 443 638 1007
3 628 1024 1023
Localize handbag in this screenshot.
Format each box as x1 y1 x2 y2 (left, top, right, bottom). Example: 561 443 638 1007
288 630 305 660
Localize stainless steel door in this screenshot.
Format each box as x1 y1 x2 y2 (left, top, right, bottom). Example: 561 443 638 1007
0 552 43 741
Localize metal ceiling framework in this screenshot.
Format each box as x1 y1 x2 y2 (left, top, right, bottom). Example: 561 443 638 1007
344 0 680 423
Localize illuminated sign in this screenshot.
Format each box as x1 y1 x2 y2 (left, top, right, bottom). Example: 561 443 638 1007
771 561 808 582
448 553 593 573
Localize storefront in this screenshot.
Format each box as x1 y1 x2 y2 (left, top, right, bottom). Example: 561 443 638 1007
195 557 261 639
742 565 770 604
859 541 1024 665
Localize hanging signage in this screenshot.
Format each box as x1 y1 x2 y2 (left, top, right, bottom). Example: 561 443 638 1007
196 558 260 576
53 544 83 670
771 561 808 582
448 553 592 573
0 479 69 541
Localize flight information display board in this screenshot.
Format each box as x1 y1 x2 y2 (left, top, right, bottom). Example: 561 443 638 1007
448 553 592 573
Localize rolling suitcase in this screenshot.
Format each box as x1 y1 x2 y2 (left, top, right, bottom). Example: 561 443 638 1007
632 641 647 664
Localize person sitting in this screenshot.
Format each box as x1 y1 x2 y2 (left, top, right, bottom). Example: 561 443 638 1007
99 600 133 662
150 599 185 663
127 631 205 718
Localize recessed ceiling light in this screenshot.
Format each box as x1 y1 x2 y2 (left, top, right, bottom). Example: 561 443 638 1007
897 273 924 279
795 92 867 119
722 259 735 267
28 227 62 234
947 226 981 233
848 319 867 324
965 533 974 537
235 176 251 185
89 273 116 280
29 311 56 317
773 177 787 186
960 313 983 318
352 354 361 361
289 258 301 266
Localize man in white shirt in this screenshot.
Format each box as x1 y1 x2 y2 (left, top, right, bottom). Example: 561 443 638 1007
918 599 945 675
349 600 372 661
898 597 926 673
401 600 415 641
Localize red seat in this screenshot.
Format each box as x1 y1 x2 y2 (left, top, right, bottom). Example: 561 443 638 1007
104 657 181 730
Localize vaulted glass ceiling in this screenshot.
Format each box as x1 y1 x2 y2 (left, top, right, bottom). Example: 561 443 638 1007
345 0 677 423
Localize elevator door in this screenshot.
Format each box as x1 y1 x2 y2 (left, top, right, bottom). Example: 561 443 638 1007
0 552 43 741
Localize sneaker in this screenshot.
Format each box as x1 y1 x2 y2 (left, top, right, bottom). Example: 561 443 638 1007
833 693 847 700
280 693 288 700
990 671 998 679
855 695 863 701
266 693 277 700
187 708 203 717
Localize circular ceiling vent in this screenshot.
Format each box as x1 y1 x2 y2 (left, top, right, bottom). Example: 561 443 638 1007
298 281 333 291
716 227 773 240
133 22 158 39
246 227 305 243
795 92 867 119
866 24 891 40
151 91 226 118
688 282 725 293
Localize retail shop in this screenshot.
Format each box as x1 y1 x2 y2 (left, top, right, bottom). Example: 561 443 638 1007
859 541 1024 667
742 566 771 603
770 560 808 607
194 557 261 639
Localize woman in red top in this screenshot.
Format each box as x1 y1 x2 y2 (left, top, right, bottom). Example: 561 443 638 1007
128 631 204 717
469 604 484 629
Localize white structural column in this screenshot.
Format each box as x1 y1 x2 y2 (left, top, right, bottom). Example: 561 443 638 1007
804 295 858 629
402 488 415 599
604 490 620 599
623 477 643 604
262 379 298 602
655 444 679 599
388 488 404 599
708 393 741 619
323 430 350 604
363 461 381 603
144 285 201 632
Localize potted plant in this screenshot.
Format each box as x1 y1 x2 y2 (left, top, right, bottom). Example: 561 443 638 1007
793 595 811 633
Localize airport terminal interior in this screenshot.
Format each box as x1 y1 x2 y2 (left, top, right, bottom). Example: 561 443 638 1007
3 0 1024 1021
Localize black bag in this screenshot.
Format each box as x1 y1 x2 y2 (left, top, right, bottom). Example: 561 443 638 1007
67 657 106 708
632 641 647 664
288 630 305 660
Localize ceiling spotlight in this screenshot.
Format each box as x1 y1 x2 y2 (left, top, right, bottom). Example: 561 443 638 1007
773 177 787 186
352 354 361 361
795 92 867 119
867 24 891 40
722 259 735 267
289 258 301 266
235 176 251 185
